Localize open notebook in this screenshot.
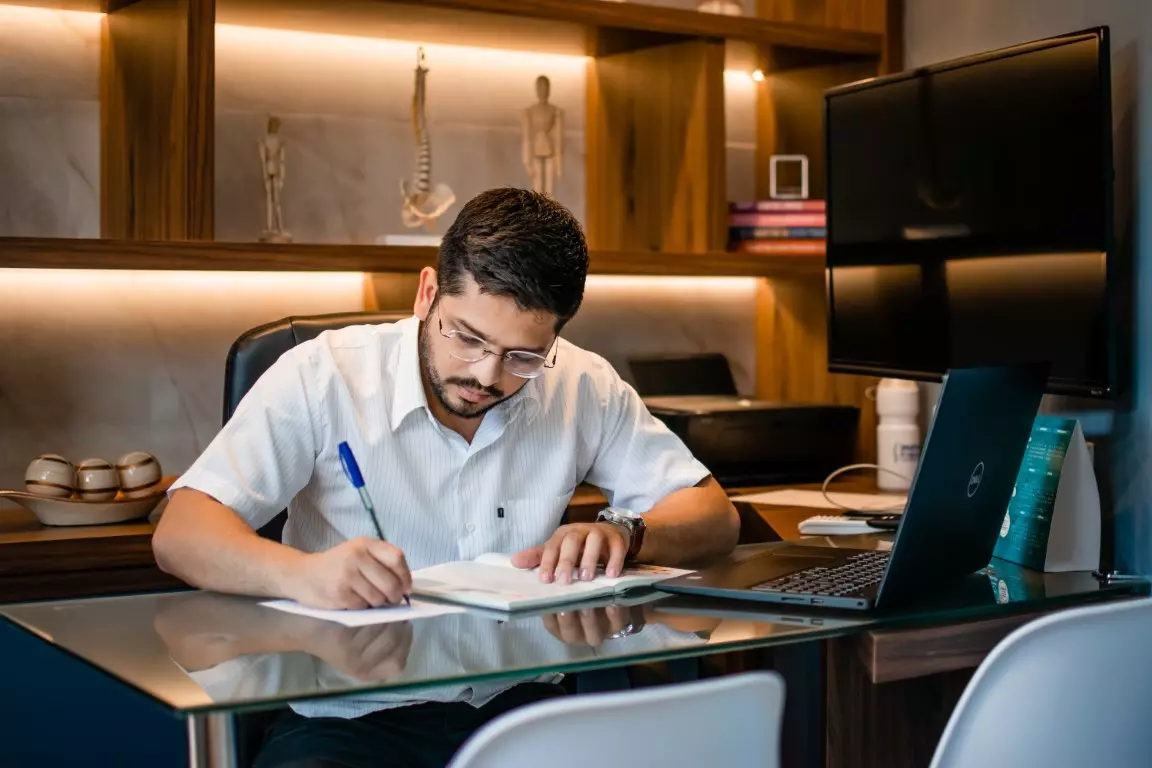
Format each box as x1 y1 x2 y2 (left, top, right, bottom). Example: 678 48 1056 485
411 553 692 612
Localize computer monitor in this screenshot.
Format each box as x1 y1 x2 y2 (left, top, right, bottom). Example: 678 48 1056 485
824 27 1118 397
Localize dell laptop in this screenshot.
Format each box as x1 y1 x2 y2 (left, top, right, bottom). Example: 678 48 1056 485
658 362 1050 611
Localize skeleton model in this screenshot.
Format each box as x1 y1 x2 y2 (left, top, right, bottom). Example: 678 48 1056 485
400 47 455 230
259 115 291 242
521 75 564 197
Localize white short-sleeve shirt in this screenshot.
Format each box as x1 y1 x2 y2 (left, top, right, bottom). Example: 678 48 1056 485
172 315 709 562
170 316 710 716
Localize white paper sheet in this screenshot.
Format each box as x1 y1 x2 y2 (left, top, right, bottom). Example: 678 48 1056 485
260 598 464 627
730 489 907 511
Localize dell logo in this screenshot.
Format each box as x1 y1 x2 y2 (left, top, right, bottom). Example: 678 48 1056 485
967 462 985 498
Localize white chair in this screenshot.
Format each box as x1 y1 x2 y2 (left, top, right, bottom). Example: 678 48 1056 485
448 671 786 768
930 596 1152 768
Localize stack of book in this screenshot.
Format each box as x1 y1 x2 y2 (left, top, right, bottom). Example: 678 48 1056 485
727 199 826 255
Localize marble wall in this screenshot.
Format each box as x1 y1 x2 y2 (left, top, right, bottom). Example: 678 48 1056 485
0 6 100 237
0 4 761 490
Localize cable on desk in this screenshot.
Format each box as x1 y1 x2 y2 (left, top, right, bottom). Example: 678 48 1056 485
820 463 912 516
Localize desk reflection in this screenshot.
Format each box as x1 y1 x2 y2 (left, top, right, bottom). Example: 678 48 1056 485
153 592 717 714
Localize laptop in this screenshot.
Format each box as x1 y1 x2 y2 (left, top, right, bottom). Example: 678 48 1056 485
658 362 1050 611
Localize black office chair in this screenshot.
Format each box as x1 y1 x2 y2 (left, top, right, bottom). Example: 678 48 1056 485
222 311 411 542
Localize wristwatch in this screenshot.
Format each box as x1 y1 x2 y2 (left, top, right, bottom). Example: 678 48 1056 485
597 507 646 562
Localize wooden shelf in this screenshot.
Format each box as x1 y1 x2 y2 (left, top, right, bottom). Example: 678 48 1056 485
414 0 884 54
0 237 825 278
215 0 884 56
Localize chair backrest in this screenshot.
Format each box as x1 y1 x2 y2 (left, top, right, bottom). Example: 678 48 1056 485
222 311 410 541
929 596 1152 768
447 671 786 768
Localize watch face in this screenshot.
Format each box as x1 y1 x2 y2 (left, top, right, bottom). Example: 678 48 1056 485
606 507 642 521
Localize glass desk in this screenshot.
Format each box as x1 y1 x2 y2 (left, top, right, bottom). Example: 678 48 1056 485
1 541 1146 768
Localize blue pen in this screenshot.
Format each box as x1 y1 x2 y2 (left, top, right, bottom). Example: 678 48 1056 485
338 441 410 606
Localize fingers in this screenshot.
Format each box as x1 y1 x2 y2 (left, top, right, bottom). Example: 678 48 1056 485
365 540 412 594
603 526 629 579
536 525 628 584
605 604 628 636
547 610 586 645
355 555 406 605
347 572 388 608
542 609 617 646
578 528 605 582
553 530 585 585
510 546 544 570
579 608 612 646
538 531 563 583
359 623 413 681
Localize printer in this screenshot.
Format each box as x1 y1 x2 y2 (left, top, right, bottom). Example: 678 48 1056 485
629 354 859 487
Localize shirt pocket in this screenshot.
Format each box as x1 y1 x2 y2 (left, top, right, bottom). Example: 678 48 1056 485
484 491 575 555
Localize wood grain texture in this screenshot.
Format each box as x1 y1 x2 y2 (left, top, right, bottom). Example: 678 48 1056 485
372 0 881 54
0 506 160 575
363 273 422 312
0 505 186 602
755 276 879 463
757 0 889 33
587 37 726 254
859 611 1045 684
101 0 214 240
880 0 904 74
0 238 825 276
827 635 974 768
0 568 185 604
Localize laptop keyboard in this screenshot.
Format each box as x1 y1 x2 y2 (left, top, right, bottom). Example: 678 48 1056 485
750 551 890 597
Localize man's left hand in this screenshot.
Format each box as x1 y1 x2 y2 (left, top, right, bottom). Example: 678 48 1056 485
511 522 629 583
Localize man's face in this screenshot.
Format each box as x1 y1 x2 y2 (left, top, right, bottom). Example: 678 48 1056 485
417 276 558 420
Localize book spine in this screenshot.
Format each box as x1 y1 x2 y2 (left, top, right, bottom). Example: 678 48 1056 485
729 226 827 240
729 213 827 228
732 239 826 255
729 200 826 212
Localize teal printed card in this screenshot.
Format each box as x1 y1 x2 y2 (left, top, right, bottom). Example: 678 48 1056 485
993 416 1076 571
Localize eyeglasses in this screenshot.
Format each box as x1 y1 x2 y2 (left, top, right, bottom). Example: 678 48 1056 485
437 312 558 379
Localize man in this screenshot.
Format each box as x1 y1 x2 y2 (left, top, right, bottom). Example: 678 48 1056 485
153 187 740 767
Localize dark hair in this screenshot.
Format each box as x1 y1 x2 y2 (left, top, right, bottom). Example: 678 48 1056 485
436 188 588 329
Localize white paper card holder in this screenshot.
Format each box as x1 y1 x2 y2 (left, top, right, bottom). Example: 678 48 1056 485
993 416 1100 572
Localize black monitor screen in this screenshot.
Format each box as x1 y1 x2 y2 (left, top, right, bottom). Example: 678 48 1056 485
825 28 1115 396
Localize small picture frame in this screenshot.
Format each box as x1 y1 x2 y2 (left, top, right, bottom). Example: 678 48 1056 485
769 154 809 200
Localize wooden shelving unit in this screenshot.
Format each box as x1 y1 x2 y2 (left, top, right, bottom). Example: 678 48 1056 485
2 0 901 462
0 238 825 278
219 0 885 54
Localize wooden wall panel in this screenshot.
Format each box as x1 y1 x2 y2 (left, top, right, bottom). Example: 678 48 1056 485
755 48 877 202
758 0 902 74
101 0 214 240
757 0 886 33
755 276 878 463
363 273 422 312
586 37 726 253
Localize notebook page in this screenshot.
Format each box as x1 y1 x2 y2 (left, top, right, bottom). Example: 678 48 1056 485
468 553 691 590
412 561 612 610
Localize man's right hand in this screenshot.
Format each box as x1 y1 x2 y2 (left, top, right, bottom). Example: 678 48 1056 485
288 537 412 609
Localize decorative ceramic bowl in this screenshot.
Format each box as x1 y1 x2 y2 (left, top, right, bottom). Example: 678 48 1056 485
24 454 76 499
0 478 171 526
75 458 121 502
115 451 163 499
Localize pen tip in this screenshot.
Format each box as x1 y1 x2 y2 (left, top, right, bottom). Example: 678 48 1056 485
404 595 412 607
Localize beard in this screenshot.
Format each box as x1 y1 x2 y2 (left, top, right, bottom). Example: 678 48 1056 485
418 319 511 420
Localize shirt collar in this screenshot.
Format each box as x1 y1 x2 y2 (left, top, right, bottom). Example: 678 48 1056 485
389 316 428 432
388 315 547 432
